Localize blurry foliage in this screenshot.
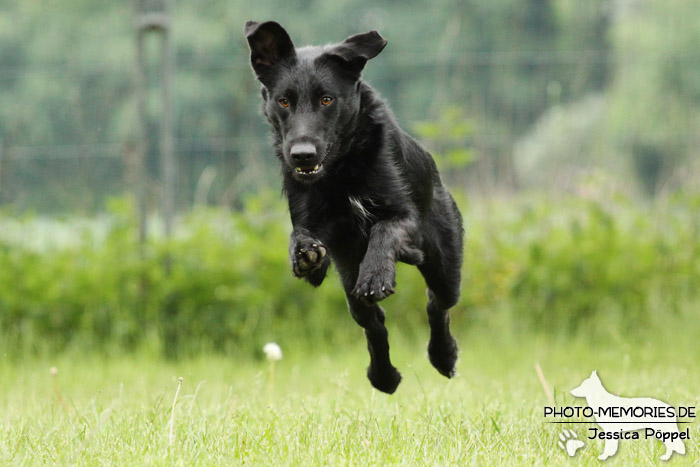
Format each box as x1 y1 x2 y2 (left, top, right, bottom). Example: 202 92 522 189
604 0 700 196
414 107 475 173
0 0 614 211
1 0 697 206
514 94 609 190
515 0 700 196
0 0 698 357
1 191 699 357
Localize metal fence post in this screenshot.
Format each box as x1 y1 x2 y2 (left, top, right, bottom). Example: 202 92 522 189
159 0 175 241
0 139 5 203
135 0 178 357
135 0 176 243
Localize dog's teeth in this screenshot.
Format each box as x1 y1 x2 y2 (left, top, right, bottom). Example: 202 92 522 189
295 167 302 173
313 165 319 171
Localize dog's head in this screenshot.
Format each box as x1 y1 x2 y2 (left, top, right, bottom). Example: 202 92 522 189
244 21 386 184
570 370 603 398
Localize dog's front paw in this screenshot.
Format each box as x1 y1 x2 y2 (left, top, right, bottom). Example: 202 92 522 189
291 240 327 277
352 263 395 304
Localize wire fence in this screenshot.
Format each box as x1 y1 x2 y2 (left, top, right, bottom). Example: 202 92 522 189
1 47 697 214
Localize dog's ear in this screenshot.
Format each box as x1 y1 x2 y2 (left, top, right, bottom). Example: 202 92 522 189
325 31 387 79
244 21 296 86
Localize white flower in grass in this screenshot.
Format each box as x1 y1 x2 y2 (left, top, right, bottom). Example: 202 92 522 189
263 342 282 361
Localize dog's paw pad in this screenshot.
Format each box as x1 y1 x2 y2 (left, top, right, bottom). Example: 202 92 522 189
558 429 584 457
292 242 327 277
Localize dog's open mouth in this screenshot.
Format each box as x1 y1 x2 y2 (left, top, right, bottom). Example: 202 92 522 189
295 164 323 175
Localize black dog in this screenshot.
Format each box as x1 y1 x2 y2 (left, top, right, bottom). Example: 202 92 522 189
244 21 464 394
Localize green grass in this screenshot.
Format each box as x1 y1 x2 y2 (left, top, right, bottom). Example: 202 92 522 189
2 320 698 466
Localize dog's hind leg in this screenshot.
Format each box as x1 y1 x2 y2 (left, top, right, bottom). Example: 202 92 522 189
344 294 402 393
424 288 459 377
418 196 463 378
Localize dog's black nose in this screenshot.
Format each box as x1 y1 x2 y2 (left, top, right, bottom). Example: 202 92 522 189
290 143 317 165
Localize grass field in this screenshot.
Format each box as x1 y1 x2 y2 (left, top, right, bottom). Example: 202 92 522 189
1 317 698 466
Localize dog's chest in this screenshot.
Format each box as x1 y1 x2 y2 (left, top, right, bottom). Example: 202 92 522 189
303 193 375 245
347 196 375 227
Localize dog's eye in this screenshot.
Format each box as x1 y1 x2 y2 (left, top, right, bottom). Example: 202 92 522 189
321 96 333 106
278 98 290 108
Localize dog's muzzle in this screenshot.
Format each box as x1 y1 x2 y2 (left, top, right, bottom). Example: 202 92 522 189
290 142 324 177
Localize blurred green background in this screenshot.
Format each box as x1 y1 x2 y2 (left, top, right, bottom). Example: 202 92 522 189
0 0 699 358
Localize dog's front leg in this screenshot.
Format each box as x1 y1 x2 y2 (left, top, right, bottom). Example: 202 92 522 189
290 226 330 287
352 218 422 303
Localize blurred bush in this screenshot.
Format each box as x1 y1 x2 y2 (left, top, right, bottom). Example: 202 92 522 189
1 191 699 357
